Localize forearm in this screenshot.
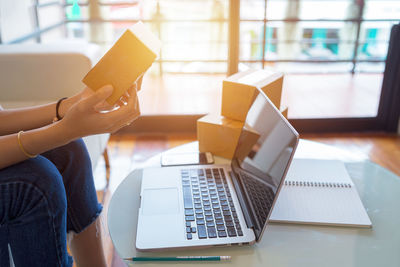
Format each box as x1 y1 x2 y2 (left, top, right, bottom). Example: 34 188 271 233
0 84 138 170
0 121 73 170
0 103 56 135
0 96 78 135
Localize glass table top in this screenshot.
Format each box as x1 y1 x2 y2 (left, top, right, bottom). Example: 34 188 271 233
108 140 400 267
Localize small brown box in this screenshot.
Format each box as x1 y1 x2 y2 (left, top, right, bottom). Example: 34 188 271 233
222 69 284 121
197 114 244 159
82 22 161 105
281 107 288 119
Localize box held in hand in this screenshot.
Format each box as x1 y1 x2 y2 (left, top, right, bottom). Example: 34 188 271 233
82 21 161 105
197 114 244 159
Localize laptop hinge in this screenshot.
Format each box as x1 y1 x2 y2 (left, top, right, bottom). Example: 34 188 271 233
229 171 255 230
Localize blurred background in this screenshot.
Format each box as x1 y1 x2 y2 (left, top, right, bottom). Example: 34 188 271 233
1 0 399 132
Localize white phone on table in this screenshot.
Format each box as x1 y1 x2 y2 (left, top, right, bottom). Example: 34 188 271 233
161 152 214 167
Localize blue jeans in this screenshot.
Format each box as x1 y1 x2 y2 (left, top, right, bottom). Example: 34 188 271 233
0 139 102 267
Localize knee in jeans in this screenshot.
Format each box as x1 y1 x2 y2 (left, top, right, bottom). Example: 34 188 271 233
0 157 67 222
61 139 92 170
25 158 67 210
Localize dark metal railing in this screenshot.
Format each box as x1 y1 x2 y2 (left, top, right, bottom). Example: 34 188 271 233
246 0 395 73
351 0 365 73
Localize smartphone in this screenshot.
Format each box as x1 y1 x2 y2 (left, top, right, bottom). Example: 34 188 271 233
161 152 214 167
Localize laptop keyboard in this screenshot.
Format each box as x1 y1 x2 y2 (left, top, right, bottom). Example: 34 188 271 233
181 168 243 240
241 172 275 225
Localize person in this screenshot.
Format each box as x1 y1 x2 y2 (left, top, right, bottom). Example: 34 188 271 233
0 84 140 267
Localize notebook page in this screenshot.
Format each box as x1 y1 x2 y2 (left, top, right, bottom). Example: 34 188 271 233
284 159 354 185
269 159 372 227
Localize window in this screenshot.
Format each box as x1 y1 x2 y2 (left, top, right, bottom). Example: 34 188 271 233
238 0 400 129
2 0 399 131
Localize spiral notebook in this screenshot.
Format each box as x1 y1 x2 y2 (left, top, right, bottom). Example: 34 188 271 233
269 159 372 228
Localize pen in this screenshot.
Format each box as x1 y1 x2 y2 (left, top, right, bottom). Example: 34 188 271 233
124 256 231 262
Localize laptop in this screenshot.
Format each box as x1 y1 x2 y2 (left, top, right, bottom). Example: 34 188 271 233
136 88 299 251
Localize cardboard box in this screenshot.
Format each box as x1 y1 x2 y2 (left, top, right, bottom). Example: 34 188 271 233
281 107 288 119
82 21 161 105
234 124 260 162
221 81 258 122
222 69 283 121
197 114 244 159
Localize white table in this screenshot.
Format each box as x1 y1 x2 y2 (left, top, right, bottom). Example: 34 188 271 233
108 140 400 267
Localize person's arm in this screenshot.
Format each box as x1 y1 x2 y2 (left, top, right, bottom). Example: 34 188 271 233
0 93 81 136
0 121 72 169
0 85 139 170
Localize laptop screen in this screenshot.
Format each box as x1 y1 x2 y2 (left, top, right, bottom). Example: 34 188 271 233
232 88 298 240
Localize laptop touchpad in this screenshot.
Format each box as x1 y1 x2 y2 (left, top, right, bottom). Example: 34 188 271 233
142 188 180 215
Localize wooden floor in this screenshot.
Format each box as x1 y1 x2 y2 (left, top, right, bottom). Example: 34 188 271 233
93 132 399 267
139 73 383 118
301 133 400 177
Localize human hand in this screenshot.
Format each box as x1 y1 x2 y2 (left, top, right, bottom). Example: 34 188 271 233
59 84 140 140
59 82 139 116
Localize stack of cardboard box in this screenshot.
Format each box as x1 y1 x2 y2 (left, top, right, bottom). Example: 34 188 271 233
197 69 287 159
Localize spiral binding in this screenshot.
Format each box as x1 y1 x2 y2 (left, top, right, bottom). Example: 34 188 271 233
284 180 352 188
